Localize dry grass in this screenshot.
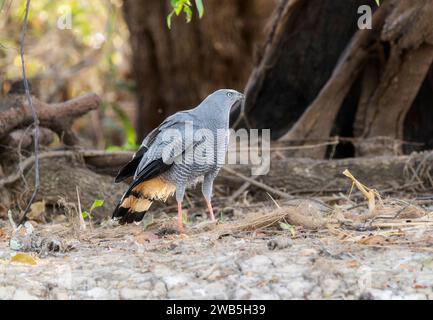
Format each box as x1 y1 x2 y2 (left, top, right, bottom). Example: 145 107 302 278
2 168 433 255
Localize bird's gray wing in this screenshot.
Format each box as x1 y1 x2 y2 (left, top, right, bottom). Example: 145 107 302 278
114 110 196 183
133 111 198 180
141 110 196 148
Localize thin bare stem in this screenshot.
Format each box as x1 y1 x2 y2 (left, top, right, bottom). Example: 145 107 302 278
18 0 40 226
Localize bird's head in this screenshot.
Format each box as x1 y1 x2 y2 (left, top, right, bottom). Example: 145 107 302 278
213 89 245 110
194 89 245 125
200 89 244 114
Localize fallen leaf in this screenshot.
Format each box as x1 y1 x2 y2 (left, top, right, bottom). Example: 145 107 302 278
179 233 189 240
134 231 159 244
358 235 387 245
398 206 425 219
0 228 6 239
279 222 296 237
27 201 46 221
414 283 428 289
10 253 37 266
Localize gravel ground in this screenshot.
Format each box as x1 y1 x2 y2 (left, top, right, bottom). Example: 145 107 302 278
1 221 433 300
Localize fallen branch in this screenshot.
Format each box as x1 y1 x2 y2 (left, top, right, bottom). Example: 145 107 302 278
0 93 101 145
0 128 54 150
217 202 329 237
221 166 293 200
219 151 433 196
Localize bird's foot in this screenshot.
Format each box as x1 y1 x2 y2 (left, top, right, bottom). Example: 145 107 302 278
177 223 185 234
205 199 216 222
179 233 189 240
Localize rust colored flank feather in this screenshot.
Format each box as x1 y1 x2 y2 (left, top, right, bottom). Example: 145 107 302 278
120 177 176 213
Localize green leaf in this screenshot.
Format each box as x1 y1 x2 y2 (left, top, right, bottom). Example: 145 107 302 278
167 0 203 29
182 210 192 225
175 3 183 15
184 5 192 23
90 199 104 212
195 0 204 18
110 103 139 151
167 11 174 29
82 211 89 219
279 222 296 237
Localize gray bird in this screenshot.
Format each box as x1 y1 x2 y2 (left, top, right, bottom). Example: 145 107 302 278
112 89 244 232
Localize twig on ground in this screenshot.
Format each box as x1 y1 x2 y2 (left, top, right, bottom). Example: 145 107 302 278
221 167 293 200
76 186 86 231
266 192 281 208
217 204 329 237
343 169 381 217
8 210 18 231
228 178 256 202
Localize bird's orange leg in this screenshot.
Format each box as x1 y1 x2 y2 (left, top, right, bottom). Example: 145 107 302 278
177 202 185 233
205 198 216 222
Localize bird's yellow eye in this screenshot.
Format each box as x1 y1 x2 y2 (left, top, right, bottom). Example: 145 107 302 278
227 92 233 98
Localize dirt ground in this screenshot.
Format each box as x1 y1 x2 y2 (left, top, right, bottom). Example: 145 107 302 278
1 199 433 300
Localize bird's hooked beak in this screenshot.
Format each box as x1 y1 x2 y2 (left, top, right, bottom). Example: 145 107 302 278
231 92 245 110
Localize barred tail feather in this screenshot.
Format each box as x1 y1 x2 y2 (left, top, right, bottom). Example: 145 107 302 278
112 194 153 224
112 177 175 224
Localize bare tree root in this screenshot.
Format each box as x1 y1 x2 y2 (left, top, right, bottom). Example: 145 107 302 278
219 151 433 196
278 2 391 157
0 93 101 145
0 128 55 151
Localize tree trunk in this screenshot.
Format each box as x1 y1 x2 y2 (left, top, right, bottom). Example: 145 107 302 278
356 0 433 156
244 0 433 158
123 0 275 141
243 0 376 139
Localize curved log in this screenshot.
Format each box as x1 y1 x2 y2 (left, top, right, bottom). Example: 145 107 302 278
0 93 101 145
219 151 433 196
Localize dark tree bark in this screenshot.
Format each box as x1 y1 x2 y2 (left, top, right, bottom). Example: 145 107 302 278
243 0 375 139
355 0 433 156
243 0 433 158
122 0 275 141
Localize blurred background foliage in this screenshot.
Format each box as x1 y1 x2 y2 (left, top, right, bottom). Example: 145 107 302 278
0 0 136 150
1 0 273 151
